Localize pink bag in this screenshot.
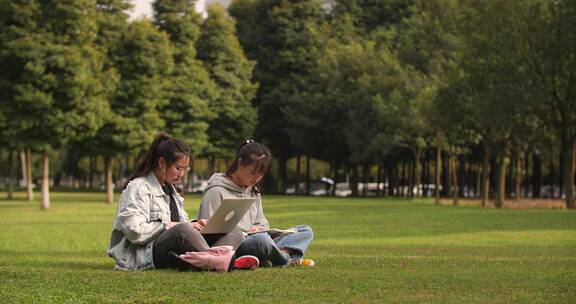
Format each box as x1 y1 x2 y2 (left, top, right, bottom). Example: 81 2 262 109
179 246 234 272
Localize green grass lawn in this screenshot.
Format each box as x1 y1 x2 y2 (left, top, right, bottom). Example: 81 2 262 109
1 192 575 303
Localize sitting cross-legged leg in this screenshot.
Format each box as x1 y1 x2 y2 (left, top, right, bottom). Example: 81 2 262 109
236 232 290 267
274 225 315 267
152 222 210 270
203 226 258 270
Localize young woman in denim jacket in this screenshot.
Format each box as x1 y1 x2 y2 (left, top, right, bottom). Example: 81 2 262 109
108 133 258 271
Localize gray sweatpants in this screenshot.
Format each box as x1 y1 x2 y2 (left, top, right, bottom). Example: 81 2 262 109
152 222 242 270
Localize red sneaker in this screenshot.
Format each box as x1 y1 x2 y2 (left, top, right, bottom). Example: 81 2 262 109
233 255 259 270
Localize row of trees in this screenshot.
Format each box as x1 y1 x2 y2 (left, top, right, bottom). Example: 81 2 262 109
0 0 574 209
228 0 575 208
0 0 257 208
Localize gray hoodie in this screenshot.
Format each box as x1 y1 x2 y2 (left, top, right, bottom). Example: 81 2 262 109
198 173 269 233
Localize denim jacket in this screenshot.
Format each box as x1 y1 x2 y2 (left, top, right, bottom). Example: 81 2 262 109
108 173 189 270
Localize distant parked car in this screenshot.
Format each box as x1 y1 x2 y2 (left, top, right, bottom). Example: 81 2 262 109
540 185 561 198
335 183 351 197
311 188 328 196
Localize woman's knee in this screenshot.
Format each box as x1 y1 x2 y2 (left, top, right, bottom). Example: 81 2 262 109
172 222 202 240
172 222 195 233
229 226 243 239
295 224 314 238
240 233 275 254
247 233 275 247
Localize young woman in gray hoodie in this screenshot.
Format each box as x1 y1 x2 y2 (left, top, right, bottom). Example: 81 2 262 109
198 140 315 267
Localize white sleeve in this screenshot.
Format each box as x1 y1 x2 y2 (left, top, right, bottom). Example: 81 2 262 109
116 184 164 245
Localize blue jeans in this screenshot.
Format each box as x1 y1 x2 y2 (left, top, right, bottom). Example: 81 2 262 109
235 225 314 266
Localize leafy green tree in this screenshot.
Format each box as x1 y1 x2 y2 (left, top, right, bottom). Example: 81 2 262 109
230 0 324 192
196 4 258 165
153 0 216 164
331 0 414 35
0 0 14 198
0 0 39 201
520 0 576 208
284 30 406 196
90 19 173 202
76 0 130 202
436 0 540 207
0 0 109 209
281 35 351 193
393 0 464 199
95 0 131 48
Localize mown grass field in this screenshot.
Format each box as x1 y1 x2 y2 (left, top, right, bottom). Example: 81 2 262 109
0 192 575 303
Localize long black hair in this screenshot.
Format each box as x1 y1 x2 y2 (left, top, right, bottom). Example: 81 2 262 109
124 132 190 189
226 139 272 194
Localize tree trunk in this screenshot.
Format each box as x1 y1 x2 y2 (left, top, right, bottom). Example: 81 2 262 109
325 163 332 196
495 144 511 208
376 165 382 197
278 155 288 194
447 152 453 202
515 152 523 199
208 156 216 176
351 166 359 197
441 152 449 196
387 161 395 196
105 156 114 204
550 153 555 198
561 136 575 208
26 150 34 201
475 162 481 199
41 150 50 210
362 165 368 197
450 149 459 206
467 160 475 198
305 154 310 195
186 155 195 193
295 155 301 194
89 155 95 189
398 160 403 196
524 151 530 198
20 151 26 189
331 163 338 196
424 160 428 196
8 150 14 199
481 142 491 207
457 155 465 198
506 154 514 198
414 148 422 198
408 159 414 197
559 149 564 199
435 145 442 204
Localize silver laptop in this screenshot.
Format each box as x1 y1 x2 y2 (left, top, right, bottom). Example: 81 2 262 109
201 197 255 234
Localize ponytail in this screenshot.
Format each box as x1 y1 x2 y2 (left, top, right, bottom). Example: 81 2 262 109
124 132 190 189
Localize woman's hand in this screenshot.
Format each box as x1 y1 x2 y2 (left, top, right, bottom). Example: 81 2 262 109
191 219 208 231
165 222 179 230
249 226 262 233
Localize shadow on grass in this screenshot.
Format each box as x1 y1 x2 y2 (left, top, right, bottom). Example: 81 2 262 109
0 250 112 271
0 203 37 209
4 220 111 226
12 260 113 271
